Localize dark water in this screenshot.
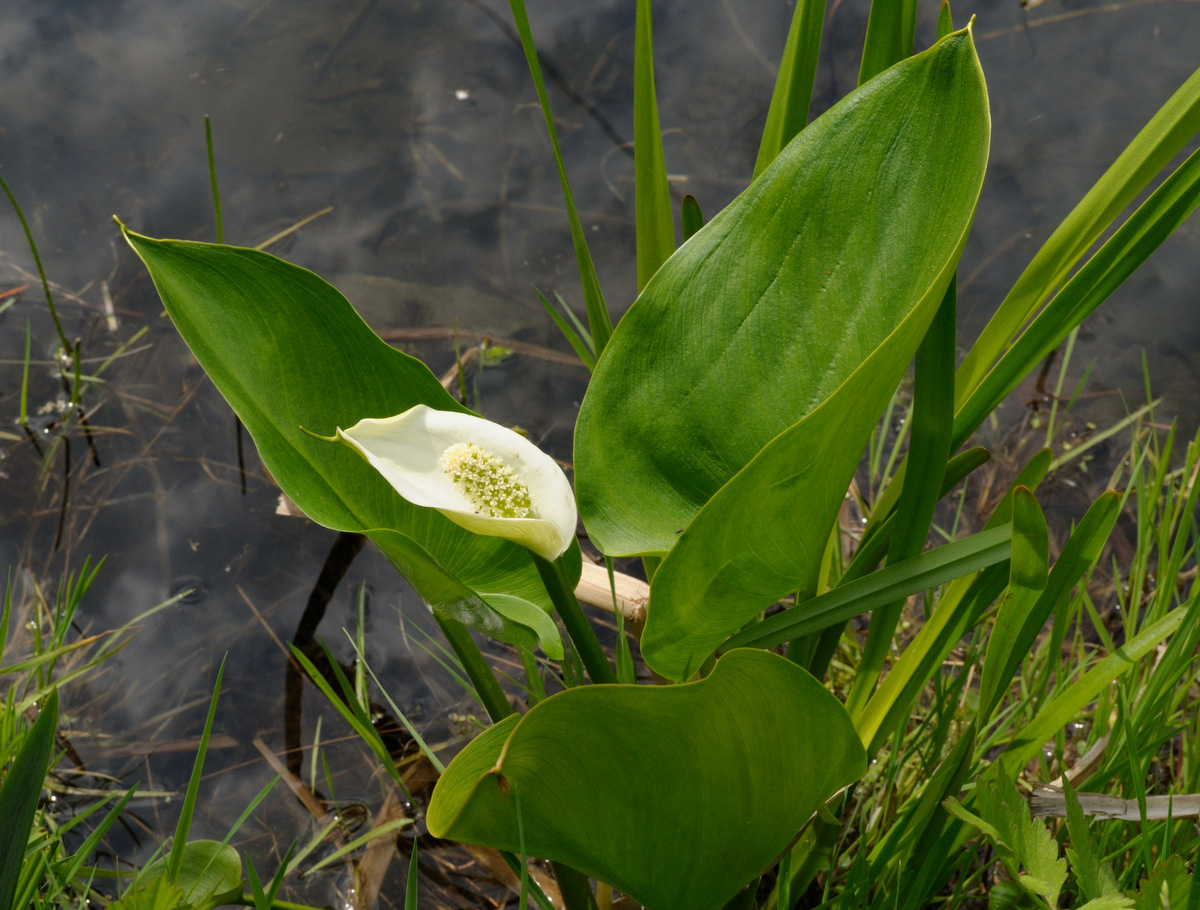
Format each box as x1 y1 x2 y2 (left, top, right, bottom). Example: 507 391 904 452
0 0 1197 905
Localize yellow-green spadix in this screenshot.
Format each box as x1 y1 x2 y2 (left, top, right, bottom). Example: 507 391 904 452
336 405 577 561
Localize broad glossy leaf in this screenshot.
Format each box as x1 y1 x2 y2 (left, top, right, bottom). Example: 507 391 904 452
427 649 866 910
579 31 989 679
140 841 243 907
576 29 989 559
120 231 563 650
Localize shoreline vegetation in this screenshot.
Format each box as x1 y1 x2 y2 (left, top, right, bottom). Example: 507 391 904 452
3 1 1200 909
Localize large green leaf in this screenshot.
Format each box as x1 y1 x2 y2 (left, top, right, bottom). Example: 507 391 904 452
577 31 989 679
576 29 989 561
427 649 866 910
120 231 562 650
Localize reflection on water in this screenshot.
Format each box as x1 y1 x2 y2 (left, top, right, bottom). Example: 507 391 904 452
0 0 1197 904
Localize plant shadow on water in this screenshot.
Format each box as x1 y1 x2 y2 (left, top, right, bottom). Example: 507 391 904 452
0 0 1198 906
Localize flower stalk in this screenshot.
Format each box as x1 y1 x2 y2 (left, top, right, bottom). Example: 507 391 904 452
533 555 617 685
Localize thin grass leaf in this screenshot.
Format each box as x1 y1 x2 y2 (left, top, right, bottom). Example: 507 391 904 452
535 289 595 370
978 487 1049 724
302 819 412 876
0 689 57 910
752 0 827 178
167 659 224 884
722 524 1012 652
1049 399 1160 473
1007 594 1199 767
984 490 1119 726
634 0 675 290
936 1 954 38
506 0 612 353
956 64 1200 406
404 843 419 910
349 631 446 774
289 641 413 800
204 116 223 244
955 147 1200 449
858 0 919 85
848 276 956 713
681 195 704 241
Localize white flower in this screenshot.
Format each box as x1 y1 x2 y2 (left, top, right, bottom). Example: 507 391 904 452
336 405 577 561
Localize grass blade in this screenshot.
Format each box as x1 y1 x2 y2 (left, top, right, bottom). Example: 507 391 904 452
506 0 612 353
0 689 57 910
978 486 1049 724
982 490 1119 726
858 0 918 85
634 0 675 291
956 64 1200 408
751 0 827 178
848 277 956 712
535 289 595 370
722 524 1012 652
167 658 225 884
404 843 419 910
1006 594 1199 767
681 195 704 241
953 145 1200 450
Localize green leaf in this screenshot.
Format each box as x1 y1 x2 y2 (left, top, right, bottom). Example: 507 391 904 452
956 64 1200 409
722 524 1012 652
980 490 1118 725
140 841 243 910
848 275 957 713
505 0 611 353
1133 854 1192 910
855 447 1054 751
681 195 704 241
0 689 57 910
975 765 1066 908
109 877 186 910
752 0 827 178
1006 597 1195 767
119 229 563 650
579 29 988 558
168 660 224 884
634 0 675 290
953 144 1200 451
427 649 866 910
1063 781 1122 902
576 31 989 680
858 0 919 85
978 487 1048 723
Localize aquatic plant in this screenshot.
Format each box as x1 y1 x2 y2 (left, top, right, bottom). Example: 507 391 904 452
115 0 1200 908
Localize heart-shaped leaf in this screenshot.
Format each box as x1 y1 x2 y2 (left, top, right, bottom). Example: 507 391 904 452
120 231 567 650
574 30 990 679
427 648 866 910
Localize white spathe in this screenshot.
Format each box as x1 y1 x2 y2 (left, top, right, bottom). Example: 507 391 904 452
337 404 577 561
